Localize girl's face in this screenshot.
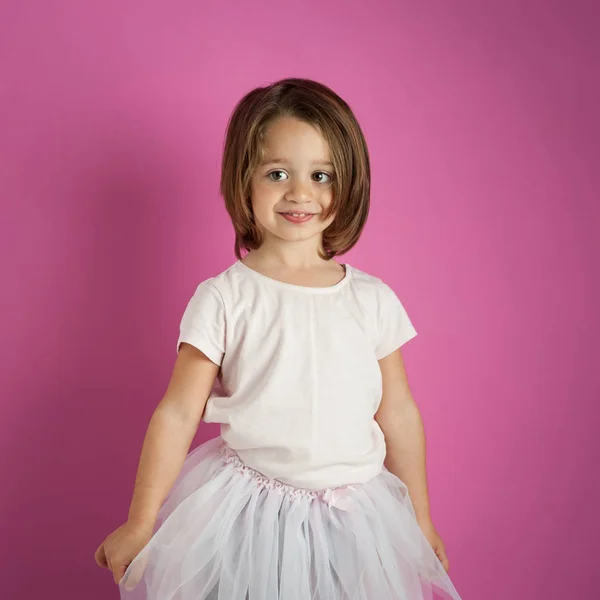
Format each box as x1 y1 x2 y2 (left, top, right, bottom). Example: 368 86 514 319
250 116 336 250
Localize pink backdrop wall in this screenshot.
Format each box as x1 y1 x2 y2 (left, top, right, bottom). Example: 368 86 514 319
1 1 598 598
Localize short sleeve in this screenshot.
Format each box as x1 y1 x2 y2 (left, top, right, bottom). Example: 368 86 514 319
176 280 226 366
374 282 418 360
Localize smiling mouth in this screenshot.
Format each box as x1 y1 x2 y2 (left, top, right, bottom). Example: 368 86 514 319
278 212 317 223
279 212 316 216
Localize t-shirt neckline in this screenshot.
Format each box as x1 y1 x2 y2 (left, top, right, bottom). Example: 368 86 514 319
235 260 352 294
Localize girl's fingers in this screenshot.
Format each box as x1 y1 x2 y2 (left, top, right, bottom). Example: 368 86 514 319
114 565 126 585
94 544 108 568
436 546 450 571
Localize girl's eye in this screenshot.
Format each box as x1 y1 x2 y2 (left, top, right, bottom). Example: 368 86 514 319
267 170 288 182
312 172 333 184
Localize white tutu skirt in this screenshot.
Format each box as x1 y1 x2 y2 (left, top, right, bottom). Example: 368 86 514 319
119 436 462 600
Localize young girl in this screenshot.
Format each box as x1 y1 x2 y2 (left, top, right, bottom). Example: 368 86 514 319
95 77 463 600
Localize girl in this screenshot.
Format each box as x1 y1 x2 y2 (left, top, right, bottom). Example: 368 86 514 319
95 77 463 600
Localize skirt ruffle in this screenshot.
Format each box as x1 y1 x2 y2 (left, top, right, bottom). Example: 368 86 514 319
119 436 462 599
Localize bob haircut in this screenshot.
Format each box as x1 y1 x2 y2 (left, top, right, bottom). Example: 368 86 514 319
220 78 371 260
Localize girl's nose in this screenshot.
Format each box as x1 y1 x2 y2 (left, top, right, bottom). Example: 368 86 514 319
286 180 314 202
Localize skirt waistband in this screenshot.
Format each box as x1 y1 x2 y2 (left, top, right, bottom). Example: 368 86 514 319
219 443 359 510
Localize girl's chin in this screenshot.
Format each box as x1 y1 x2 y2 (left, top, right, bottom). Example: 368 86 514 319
261 227 324 243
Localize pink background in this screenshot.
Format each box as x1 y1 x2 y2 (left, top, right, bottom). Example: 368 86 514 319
1 1 598 598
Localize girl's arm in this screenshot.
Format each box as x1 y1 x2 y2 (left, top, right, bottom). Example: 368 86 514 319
375 348 431 524
126 342 220 527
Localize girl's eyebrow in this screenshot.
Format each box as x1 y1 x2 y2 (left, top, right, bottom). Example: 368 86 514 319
260 158 333 167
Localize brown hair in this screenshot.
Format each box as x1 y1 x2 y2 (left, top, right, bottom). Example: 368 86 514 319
220 78 371 260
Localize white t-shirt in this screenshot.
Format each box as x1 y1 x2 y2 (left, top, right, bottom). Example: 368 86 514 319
176 260 417 490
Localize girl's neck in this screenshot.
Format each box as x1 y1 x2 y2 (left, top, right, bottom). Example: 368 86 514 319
239 253 346 288
243 244 329 271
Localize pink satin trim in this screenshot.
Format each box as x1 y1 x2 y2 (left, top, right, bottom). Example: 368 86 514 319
320 485 359 511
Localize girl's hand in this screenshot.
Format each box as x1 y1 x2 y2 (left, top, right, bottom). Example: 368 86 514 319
418 517 450 573
94 520 155 585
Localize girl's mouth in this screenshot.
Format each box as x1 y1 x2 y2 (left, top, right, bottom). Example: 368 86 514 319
279 212 315 224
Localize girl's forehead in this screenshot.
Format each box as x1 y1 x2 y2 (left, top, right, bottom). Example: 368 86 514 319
259 117 331 161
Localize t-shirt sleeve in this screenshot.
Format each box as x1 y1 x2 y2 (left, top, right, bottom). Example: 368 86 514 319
374 282 418 360
176 280 226 366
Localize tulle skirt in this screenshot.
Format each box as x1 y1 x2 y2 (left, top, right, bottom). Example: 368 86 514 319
119 436 462 600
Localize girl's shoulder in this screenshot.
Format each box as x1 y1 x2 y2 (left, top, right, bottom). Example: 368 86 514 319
348 265 418 357
344 264 406 303
345 264 387 288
